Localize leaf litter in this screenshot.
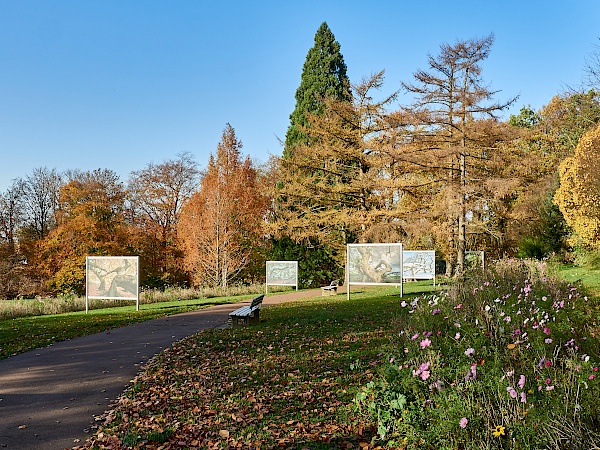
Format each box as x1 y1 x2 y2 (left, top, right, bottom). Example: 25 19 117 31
73 303 387 449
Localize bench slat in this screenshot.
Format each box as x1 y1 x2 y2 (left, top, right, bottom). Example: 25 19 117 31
229 294 264 327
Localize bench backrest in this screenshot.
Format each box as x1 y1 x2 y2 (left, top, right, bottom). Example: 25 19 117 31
250 294 264 309
330 280 340 287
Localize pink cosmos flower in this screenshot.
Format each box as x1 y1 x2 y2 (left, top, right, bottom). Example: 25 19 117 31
460 417 468 428
518 375 526 389
420 370 430 381
465 364 477 381
590 375 596 380
545 338 553 344
411 333 419 340
507 387 518 398
520 391 527 403
543 327 551 335
464 348 475 357
420 338 432 348
538 357 546 369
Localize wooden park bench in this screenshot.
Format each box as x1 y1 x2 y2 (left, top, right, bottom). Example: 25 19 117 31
321 280 340 296
229 294 264 327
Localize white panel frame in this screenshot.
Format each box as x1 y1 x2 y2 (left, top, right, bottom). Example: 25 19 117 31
403 250 436 284
86 256 140 313
346 243 403 299
265 260 298 294
465 250 485 271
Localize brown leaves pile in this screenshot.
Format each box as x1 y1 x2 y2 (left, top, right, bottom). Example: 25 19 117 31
74 324 384 449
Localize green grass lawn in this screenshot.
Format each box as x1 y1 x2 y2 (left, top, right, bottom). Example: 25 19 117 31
3 270 599 449
0 282 437 361
552 263 600 294
76 286 411 449
0 296 249 360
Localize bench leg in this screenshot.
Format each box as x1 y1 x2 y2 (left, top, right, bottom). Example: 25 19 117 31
231 316 250 328
249 311 260 325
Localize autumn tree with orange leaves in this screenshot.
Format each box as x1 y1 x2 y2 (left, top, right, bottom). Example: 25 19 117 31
178 124 267 288
38 169 132 294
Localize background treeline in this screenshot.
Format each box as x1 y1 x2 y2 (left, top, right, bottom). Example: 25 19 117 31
1 23 600 299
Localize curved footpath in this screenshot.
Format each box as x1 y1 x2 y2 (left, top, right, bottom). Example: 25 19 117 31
0 288 337 450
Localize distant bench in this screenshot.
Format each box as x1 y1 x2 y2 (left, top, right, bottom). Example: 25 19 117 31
321 280 340 296
229 294 264 327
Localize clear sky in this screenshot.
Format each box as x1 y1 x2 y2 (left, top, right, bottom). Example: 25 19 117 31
1 0 598 192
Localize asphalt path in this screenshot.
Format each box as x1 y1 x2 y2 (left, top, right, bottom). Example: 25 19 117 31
0 288 332 450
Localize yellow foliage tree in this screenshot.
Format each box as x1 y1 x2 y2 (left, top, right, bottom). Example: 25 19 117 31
554 123 600 249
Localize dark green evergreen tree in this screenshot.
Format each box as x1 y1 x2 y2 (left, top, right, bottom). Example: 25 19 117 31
283 22 351 159
271 22 351 287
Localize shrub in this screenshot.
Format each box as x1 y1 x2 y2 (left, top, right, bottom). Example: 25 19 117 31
355 258 600 449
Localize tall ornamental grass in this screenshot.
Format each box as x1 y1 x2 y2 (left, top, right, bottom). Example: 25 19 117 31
355 259 600 449
0 284 278 320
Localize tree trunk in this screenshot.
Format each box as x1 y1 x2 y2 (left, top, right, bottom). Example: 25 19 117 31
457 151 466 276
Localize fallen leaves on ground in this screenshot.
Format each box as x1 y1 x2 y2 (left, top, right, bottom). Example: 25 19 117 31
73 318 384 449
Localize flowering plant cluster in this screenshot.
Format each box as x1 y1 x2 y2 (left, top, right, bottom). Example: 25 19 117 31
355 259 600 449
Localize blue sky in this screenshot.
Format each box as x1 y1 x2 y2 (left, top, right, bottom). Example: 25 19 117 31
1 1 598 192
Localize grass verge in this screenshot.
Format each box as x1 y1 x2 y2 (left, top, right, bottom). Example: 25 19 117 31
552 263 600 295
76 286 410 449
0 296 250 360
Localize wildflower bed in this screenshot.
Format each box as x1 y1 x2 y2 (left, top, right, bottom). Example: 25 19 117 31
356 259 600 449
78 261 600 449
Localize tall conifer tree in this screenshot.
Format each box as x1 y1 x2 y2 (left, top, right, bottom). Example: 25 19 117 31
273 22 351 287
283 22 351 158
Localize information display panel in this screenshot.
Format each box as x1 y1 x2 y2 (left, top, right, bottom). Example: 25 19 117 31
403 250 435 282
265 260 298 293
347 243 403 298
86 256 139 313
